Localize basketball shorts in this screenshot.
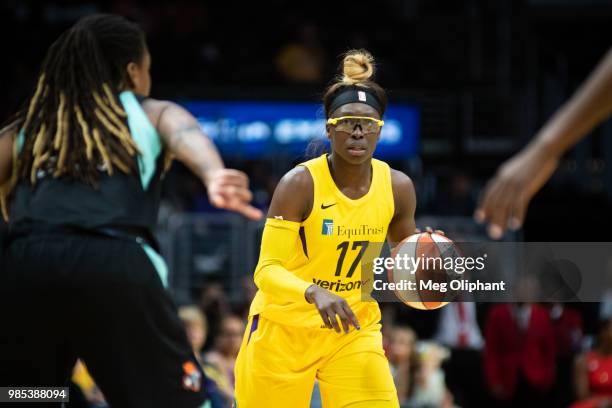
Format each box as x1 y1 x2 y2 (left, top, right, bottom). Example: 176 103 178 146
0 231 207 408
234 314 399 408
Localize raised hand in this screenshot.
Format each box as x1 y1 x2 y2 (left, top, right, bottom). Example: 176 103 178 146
474 146 558 239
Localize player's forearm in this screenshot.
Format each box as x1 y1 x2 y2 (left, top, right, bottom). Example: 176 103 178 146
531 47 612 158
165 125 224 186
253 218 312 303
156 102 225 186
254 262 313 303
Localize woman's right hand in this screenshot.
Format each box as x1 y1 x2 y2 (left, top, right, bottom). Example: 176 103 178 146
305 284 360 333
474 145 559 239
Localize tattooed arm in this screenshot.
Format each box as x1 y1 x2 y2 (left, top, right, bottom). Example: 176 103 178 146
145 100 262 220
153 101 223 182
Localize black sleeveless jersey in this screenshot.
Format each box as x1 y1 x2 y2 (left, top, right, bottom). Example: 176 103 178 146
10 91 166 235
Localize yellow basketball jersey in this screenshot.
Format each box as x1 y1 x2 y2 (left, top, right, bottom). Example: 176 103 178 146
250 154 395 328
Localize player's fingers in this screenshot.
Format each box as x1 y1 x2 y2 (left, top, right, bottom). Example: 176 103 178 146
474 178 501 224
317 308 333 330
212 184 239 199
234 202 264 220
473 208 485 224
325 308 341 333
222 171 249 182
215 168 250 182
208 192 227 208
476 178 506 238
434 229 445 236
474 192 491 224
488 212 507 239
342 302 360 331
216 176 251 192
414 228 421 234
212 185 249 205
425 226 434 234
333 303 351 333
224 199 263 220
487 184 513 240
474 178 498 224
216 185 252 203
509 193 527 230
209 188 262 219
235 187 254 203
209 171 250 193
473 195 487 223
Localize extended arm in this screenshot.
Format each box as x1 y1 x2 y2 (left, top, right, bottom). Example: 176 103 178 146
475 47 612 239
154 101 262 220
256 166 360 333
253 167 314 301
534 47 612 158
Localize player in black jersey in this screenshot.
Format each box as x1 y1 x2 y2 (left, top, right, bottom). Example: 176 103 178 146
0 14 261 407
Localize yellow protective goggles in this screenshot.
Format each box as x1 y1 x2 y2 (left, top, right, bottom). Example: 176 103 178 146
326 116 384 134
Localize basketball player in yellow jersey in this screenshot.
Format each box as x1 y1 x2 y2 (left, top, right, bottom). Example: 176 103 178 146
235 50 417 408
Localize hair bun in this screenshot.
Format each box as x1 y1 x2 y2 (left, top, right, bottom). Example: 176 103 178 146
341 49 375 85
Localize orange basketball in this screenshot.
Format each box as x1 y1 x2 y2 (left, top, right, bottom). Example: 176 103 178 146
387 232 459 310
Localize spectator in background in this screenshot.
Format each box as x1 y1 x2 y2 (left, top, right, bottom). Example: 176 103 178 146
434 301 485 408
179 306 208 359
407 342 454 408
484 303 556 408
178 306 232 408
197 280 232 346
275 22 327 84
572 319 612 408
387 326 419 405
549 303 583 408
204 315 245 404
433 172 476 216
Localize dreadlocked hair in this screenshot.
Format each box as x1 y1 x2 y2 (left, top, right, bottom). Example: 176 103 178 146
0 14 147 220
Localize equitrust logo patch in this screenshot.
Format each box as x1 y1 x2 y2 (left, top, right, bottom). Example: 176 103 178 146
322 219 334 236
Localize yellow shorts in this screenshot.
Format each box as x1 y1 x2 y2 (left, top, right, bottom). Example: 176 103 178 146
234 314 399 408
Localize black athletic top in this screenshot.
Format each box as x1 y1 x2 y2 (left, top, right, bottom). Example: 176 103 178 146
9 92 165 240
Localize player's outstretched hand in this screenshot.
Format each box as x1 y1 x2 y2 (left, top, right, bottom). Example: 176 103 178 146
474 146 559 239
305 284 360 333
207 169 264 220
